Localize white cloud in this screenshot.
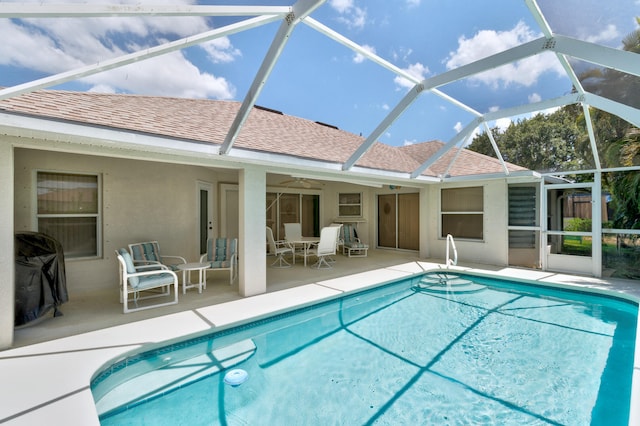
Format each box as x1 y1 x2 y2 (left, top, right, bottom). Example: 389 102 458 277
445 21 564 88
394 62 429 90
495 117 513 131
353 44 376 64
528 92 541 103
201 38 241 64
382 103 390 110
489 106 500 113
403 139 416 146
585 24 620 44
453 121 463 133
329 0 354 14
0 1 238 99
330 0 367 30
83 51 235 99
406 0 421 7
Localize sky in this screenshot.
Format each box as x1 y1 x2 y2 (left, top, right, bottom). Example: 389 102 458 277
0 0 637 147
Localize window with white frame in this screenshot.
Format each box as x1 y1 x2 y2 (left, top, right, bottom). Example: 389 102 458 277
36 171 100 258
338 192 362 217
441 186 483 240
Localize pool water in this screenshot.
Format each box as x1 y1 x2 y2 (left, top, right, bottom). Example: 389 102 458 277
93 273 637 425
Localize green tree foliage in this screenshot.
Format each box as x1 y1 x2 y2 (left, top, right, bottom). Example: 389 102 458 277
467 106 583 172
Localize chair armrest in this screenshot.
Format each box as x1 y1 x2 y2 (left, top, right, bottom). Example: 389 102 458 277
161 255 187 264
128 268 178 279
134 263 168 271
199 253 207 262
275 240 292 249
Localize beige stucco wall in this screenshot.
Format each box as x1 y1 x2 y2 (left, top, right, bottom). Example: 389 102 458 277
13 148 230 292
0 144 14 348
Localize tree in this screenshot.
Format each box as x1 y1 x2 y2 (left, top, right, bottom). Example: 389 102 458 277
467 106 583 172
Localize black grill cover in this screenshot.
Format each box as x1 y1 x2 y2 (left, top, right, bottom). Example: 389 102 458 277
15 232 68 326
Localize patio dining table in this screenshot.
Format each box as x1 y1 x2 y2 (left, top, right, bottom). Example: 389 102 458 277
287 237 320 267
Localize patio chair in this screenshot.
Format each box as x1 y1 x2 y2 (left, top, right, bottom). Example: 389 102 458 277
115 248 179 314
307 226 339 269
200 237 238 284
128 241 187 271
284 222 303 262
340 224 368 257
266 226 293 268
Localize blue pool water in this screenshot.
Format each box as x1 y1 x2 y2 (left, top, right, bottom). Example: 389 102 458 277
92 272 637 425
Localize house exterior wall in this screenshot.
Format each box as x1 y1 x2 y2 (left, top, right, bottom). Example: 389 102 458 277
0 144 14 348
13 148 225 293
427 179 509 266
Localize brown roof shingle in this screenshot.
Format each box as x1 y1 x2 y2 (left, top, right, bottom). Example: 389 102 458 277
0 89 526 178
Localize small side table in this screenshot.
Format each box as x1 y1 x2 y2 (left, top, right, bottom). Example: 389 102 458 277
176 262 209 294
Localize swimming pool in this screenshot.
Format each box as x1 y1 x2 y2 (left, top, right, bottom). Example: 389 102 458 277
92 272 637 425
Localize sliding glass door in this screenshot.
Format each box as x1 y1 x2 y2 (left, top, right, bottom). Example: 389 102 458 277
267 192 320 240
378 193 419 250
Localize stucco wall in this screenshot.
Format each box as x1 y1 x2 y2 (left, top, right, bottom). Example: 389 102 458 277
14 148 223 292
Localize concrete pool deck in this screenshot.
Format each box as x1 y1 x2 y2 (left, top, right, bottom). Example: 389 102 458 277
1 260 639 425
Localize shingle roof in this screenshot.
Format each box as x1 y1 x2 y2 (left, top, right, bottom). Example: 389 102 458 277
0 89 526 178
399 142 528 177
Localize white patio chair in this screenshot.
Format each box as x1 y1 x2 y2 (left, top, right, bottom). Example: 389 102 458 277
266 226 293 268
128 241 187 271
284 222 304 263
200 237 238 284
307 226 339 269
116 248 179 314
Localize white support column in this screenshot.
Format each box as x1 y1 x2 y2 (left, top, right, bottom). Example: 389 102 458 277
238 167 266 297
0 143 14 349
592 172 602 278
419 187 430 258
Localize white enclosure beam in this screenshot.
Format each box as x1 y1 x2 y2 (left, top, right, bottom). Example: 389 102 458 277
343 83 424 170
421 37 547 91
585 93 640 128
482 93 581 122
483 122 509 175
220 0 325 155
411 117 483 179
553 35 640 77
581 104 601 170
0 4 291 18
0 15 280 101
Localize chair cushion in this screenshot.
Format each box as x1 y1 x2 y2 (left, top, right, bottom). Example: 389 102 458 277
131 242 161 262
348 242 369 249
209 260 232 269
137 273 175 290
119 250 139 288
214 238 228 261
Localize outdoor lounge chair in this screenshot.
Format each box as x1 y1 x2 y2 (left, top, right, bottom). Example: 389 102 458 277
307 226 339 269
116 248 179 314
200 237 238 284
266 226 293 268
128 241 187 271
340 224 368 257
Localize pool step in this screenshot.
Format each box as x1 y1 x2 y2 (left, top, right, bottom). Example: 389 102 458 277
94 339 256 417
415 274 486 294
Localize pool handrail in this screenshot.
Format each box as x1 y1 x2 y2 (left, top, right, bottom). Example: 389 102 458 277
446 234 457 268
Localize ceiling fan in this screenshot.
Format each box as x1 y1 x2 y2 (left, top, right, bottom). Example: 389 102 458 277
278 177 323 188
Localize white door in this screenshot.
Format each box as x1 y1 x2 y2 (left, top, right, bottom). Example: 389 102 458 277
543 182 601 277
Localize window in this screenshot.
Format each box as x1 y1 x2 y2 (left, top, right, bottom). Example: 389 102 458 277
338 192 362 217
441 186 483 240
36 171 100 258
